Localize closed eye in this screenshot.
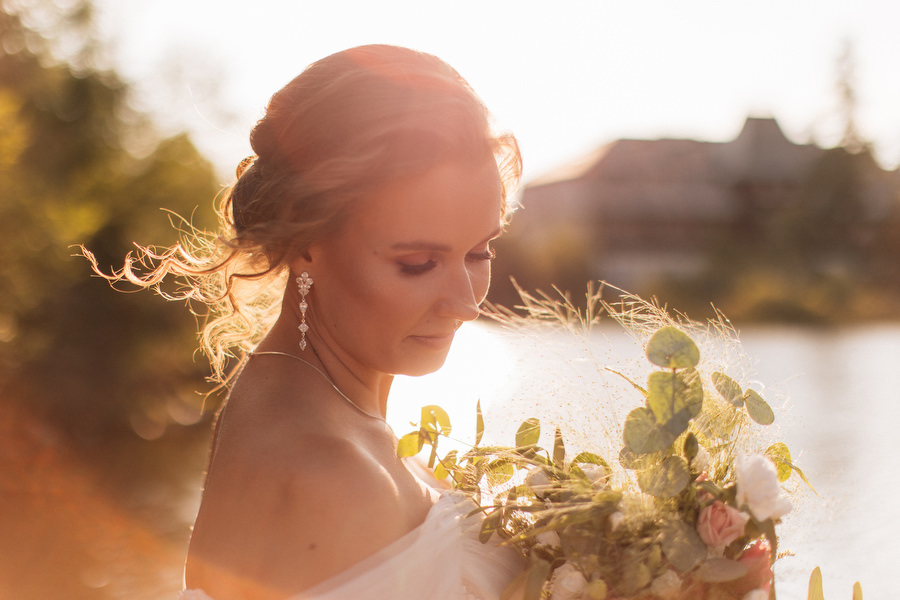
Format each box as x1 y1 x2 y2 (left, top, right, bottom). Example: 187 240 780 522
399 259 438 276
467 247 496 262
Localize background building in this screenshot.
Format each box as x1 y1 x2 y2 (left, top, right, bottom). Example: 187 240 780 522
490 117 900 322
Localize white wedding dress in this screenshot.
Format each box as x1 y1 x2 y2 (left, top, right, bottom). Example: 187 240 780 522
179 464 523 600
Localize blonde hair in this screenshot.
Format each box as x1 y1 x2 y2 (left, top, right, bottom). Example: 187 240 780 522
83 45 522 385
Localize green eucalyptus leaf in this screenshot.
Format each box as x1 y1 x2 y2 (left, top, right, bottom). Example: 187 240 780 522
486 459 515 486
647 369 703 437
694 558 748 582
683 432 699 462
618 446 644 470
623 407 675 454
421 405 452 435
434 449 457 480
637 456 690 498
646 326 700 369
744 389 775 425
712 372 744 407
396 431 424 457
660 520 706 572
479 509 501 543
807 567 825 600
516 418 541 449
475 399 485 447
553 428 566 468
765 442 793 482
572 451 608 467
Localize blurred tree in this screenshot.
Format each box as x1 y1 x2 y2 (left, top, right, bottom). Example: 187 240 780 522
0 2 222 598
0 0 220 439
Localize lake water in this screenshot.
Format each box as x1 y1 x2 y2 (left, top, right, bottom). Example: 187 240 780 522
388 321 900 600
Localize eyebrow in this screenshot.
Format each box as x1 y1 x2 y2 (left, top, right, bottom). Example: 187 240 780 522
390 227 504 253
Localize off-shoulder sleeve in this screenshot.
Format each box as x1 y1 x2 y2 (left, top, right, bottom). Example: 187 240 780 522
178 492 522 600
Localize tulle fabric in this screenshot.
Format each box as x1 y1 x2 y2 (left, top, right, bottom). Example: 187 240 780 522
178 491 523 600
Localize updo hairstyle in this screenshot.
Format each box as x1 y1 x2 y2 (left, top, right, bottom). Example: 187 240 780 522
83 44 522 384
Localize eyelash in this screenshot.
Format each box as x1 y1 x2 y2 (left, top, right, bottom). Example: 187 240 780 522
398 247 496 276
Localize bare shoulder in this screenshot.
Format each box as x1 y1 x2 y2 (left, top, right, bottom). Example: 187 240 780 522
185 379 430 600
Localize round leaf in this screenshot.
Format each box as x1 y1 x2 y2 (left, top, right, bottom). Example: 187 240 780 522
695 558 749 582
396 431 424 457
421 405 452 435
487 459 515 486
744 389 775 425
516 418 541 448
572 451 608 467
683 432 699 462
637 455 690 498
434 449 458 480
646 369 703 437
623 407 674 454
765 442 792 482
646 326 700 369
660 520 706 572
712 372 744 407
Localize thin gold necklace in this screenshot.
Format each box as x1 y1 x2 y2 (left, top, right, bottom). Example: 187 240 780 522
251 351 386 422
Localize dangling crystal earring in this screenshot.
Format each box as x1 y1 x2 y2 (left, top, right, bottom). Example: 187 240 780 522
296 271 313 350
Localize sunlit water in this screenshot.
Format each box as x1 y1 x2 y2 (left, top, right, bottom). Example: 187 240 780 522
388 321 900 600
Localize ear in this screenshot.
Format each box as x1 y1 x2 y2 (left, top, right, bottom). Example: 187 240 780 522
288 248 314 276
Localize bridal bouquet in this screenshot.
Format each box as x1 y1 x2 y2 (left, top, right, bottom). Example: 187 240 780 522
398 287 850 600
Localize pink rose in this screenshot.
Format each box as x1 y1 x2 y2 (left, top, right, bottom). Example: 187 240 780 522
697 501 750 549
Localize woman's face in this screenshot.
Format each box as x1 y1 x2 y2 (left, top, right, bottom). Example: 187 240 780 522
304 159 503 377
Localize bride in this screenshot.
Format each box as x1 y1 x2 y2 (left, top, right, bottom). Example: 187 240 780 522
86 45 524 599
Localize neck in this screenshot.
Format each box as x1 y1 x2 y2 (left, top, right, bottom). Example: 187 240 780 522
260 298 392 419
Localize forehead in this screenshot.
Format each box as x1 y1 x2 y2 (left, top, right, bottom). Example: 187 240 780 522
349 160 503 245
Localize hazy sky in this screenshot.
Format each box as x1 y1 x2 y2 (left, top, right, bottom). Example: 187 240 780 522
94 0 900 183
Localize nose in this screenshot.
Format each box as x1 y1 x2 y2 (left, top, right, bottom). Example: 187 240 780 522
435 265 482 323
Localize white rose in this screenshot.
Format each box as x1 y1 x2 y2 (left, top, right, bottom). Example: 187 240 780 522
608 511 625 532
577 463 608 487
536 530 561 547
525 467 552 497
735 454 792 522
549 563 588 600
742 589 769 600
649 570 683 600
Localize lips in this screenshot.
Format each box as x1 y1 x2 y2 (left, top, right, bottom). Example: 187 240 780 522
408 332 455 349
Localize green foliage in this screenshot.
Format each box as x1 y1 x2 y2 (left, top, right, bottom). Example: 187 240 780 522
637 455 690 498
646 326 700 369
0 2 223 598
744 389 775 425
623 327 705 457
398 290 829 600
660 520 706 572
0 0 219 448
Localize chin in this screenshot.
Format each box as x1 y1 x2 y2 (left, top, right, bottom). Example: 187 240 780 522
395 350 452 377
